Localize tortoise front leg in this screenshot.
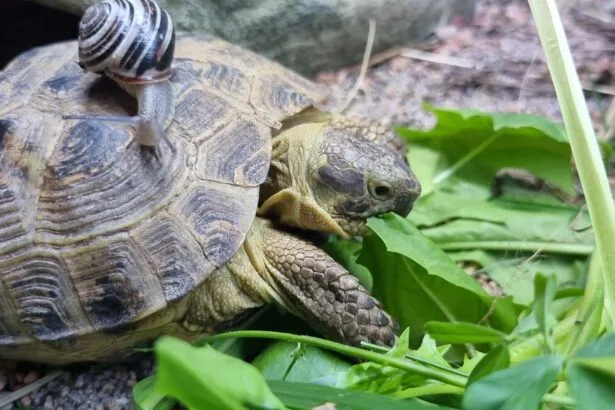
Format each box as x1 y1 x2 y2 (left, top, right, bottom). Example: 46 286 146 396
184 218 397 346
246 218 398 347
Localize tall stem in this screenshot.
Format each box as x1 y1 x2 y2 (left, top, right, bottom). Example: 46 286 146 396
527 0 615 328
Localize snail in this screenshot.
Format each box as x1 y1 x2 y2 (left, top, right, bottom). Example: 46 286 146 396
63 0 176 160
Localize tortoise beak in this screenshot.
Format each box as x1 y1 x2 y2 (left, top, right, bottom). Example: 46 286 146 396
393 171 421 217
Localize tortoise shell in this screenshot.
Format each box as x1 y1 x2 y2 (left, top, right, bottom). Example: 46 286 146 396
0 33 328 346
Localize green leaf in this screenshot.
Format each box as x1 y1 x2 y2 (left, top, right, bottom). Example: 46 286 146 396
413 333 452 367
251 341 351 384
571 357 615 377
569 331 615 374
360 214 517 345
567 364 615 410
567 333 615 409
341 331 452 396
467 345 510 385
398 105 575 196
154 336 285 410
132 376 176 410
425 322 509 344
394 384 464 400
532 273 558 352
449 249 586 307
462 355 563 410
411 191 593 256
268 380 451 410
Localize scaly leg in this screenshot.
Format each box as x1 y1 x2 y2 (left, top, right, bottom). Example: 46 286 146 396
184 218 397 346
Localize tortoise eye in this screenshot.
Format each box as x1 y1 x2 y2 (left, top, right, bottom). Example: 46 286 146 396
369 181 393 200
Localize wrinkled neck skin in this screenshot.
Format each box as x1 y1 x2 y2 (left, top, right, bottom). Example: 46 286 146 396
267 121 326 202
259 119 351 237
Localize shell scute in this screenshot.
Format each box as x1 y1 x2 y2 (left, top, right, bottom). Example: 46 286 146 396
62 233 165 331
0 33 327 345
171 88 229 142
131 216 212 303
196 117 270 187
0 249 91 341
176 182 258 267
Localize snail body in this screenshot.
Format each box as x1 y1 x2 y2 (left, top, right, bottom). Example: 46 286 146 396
65 0 176 159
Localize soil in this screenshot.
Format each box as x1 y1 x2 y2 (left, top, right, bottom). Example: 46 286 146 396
0 0 614 409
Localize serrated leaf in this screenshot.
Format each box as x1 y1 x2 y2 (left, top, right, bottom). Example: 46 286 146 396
341 331 445 395
448 249 585 307
268 380 451 410
462 355 563 410
467 345 510 385
154 336 285 410
359 214 517 345
398 105 575 196
425 322 508 344
410 190 593 251
413 333 451 367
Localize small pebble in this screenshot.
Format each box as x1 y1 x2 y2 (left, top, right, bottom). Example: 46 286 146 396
75 374 85 388
102 382 114 394
44 396 54 409
0 371 7 391
23 370 39 385
19 396 31 407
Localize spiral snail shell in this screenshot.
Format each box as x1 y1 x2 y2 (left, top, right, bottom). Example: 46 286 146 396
65 0 177 161
77 0 176 84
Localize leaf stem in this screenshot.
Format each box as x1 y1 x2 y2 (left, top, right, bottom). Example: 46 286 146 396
563 251 606 355
432 134 499 186
199 331 576 408
542 393 576 407
361 342 470 377
438 241 593 255
527 0 615 326
199 331 467 387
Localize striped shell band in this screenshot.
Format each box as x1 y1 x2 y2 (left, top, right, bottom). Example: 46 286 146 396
77 0 175 82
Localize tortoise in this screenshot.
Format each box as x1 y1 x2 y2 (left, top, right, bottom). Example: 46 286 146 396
0 0 421 364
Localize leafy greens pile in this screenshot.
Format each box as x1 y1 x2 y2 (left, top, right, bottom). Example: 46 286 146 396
134 1 615 407
134 104 614 410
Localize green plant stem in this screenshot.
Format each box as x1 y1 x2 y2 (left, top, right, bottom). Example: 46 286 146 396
542 393 576 408
201 331 467 387
527 0 615 327
202 331 575 408
431 134 499 186
361 342 469 377
564 251 606 355
509 315 577 363
438 241 593 255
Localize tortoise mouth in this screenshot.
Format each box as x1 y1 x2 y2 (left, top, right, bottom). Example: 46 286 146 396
331 214 368 238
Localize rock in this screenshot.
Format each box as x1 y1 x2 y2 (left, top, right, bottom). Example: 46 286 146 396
25 0 476 75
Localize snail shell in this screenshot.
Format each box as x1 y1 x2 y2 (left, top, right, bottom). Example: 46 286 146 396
77 0 175 84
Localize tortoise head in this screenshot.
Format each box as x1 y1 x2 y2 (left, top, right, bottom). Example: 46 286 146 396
259 112 421 238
